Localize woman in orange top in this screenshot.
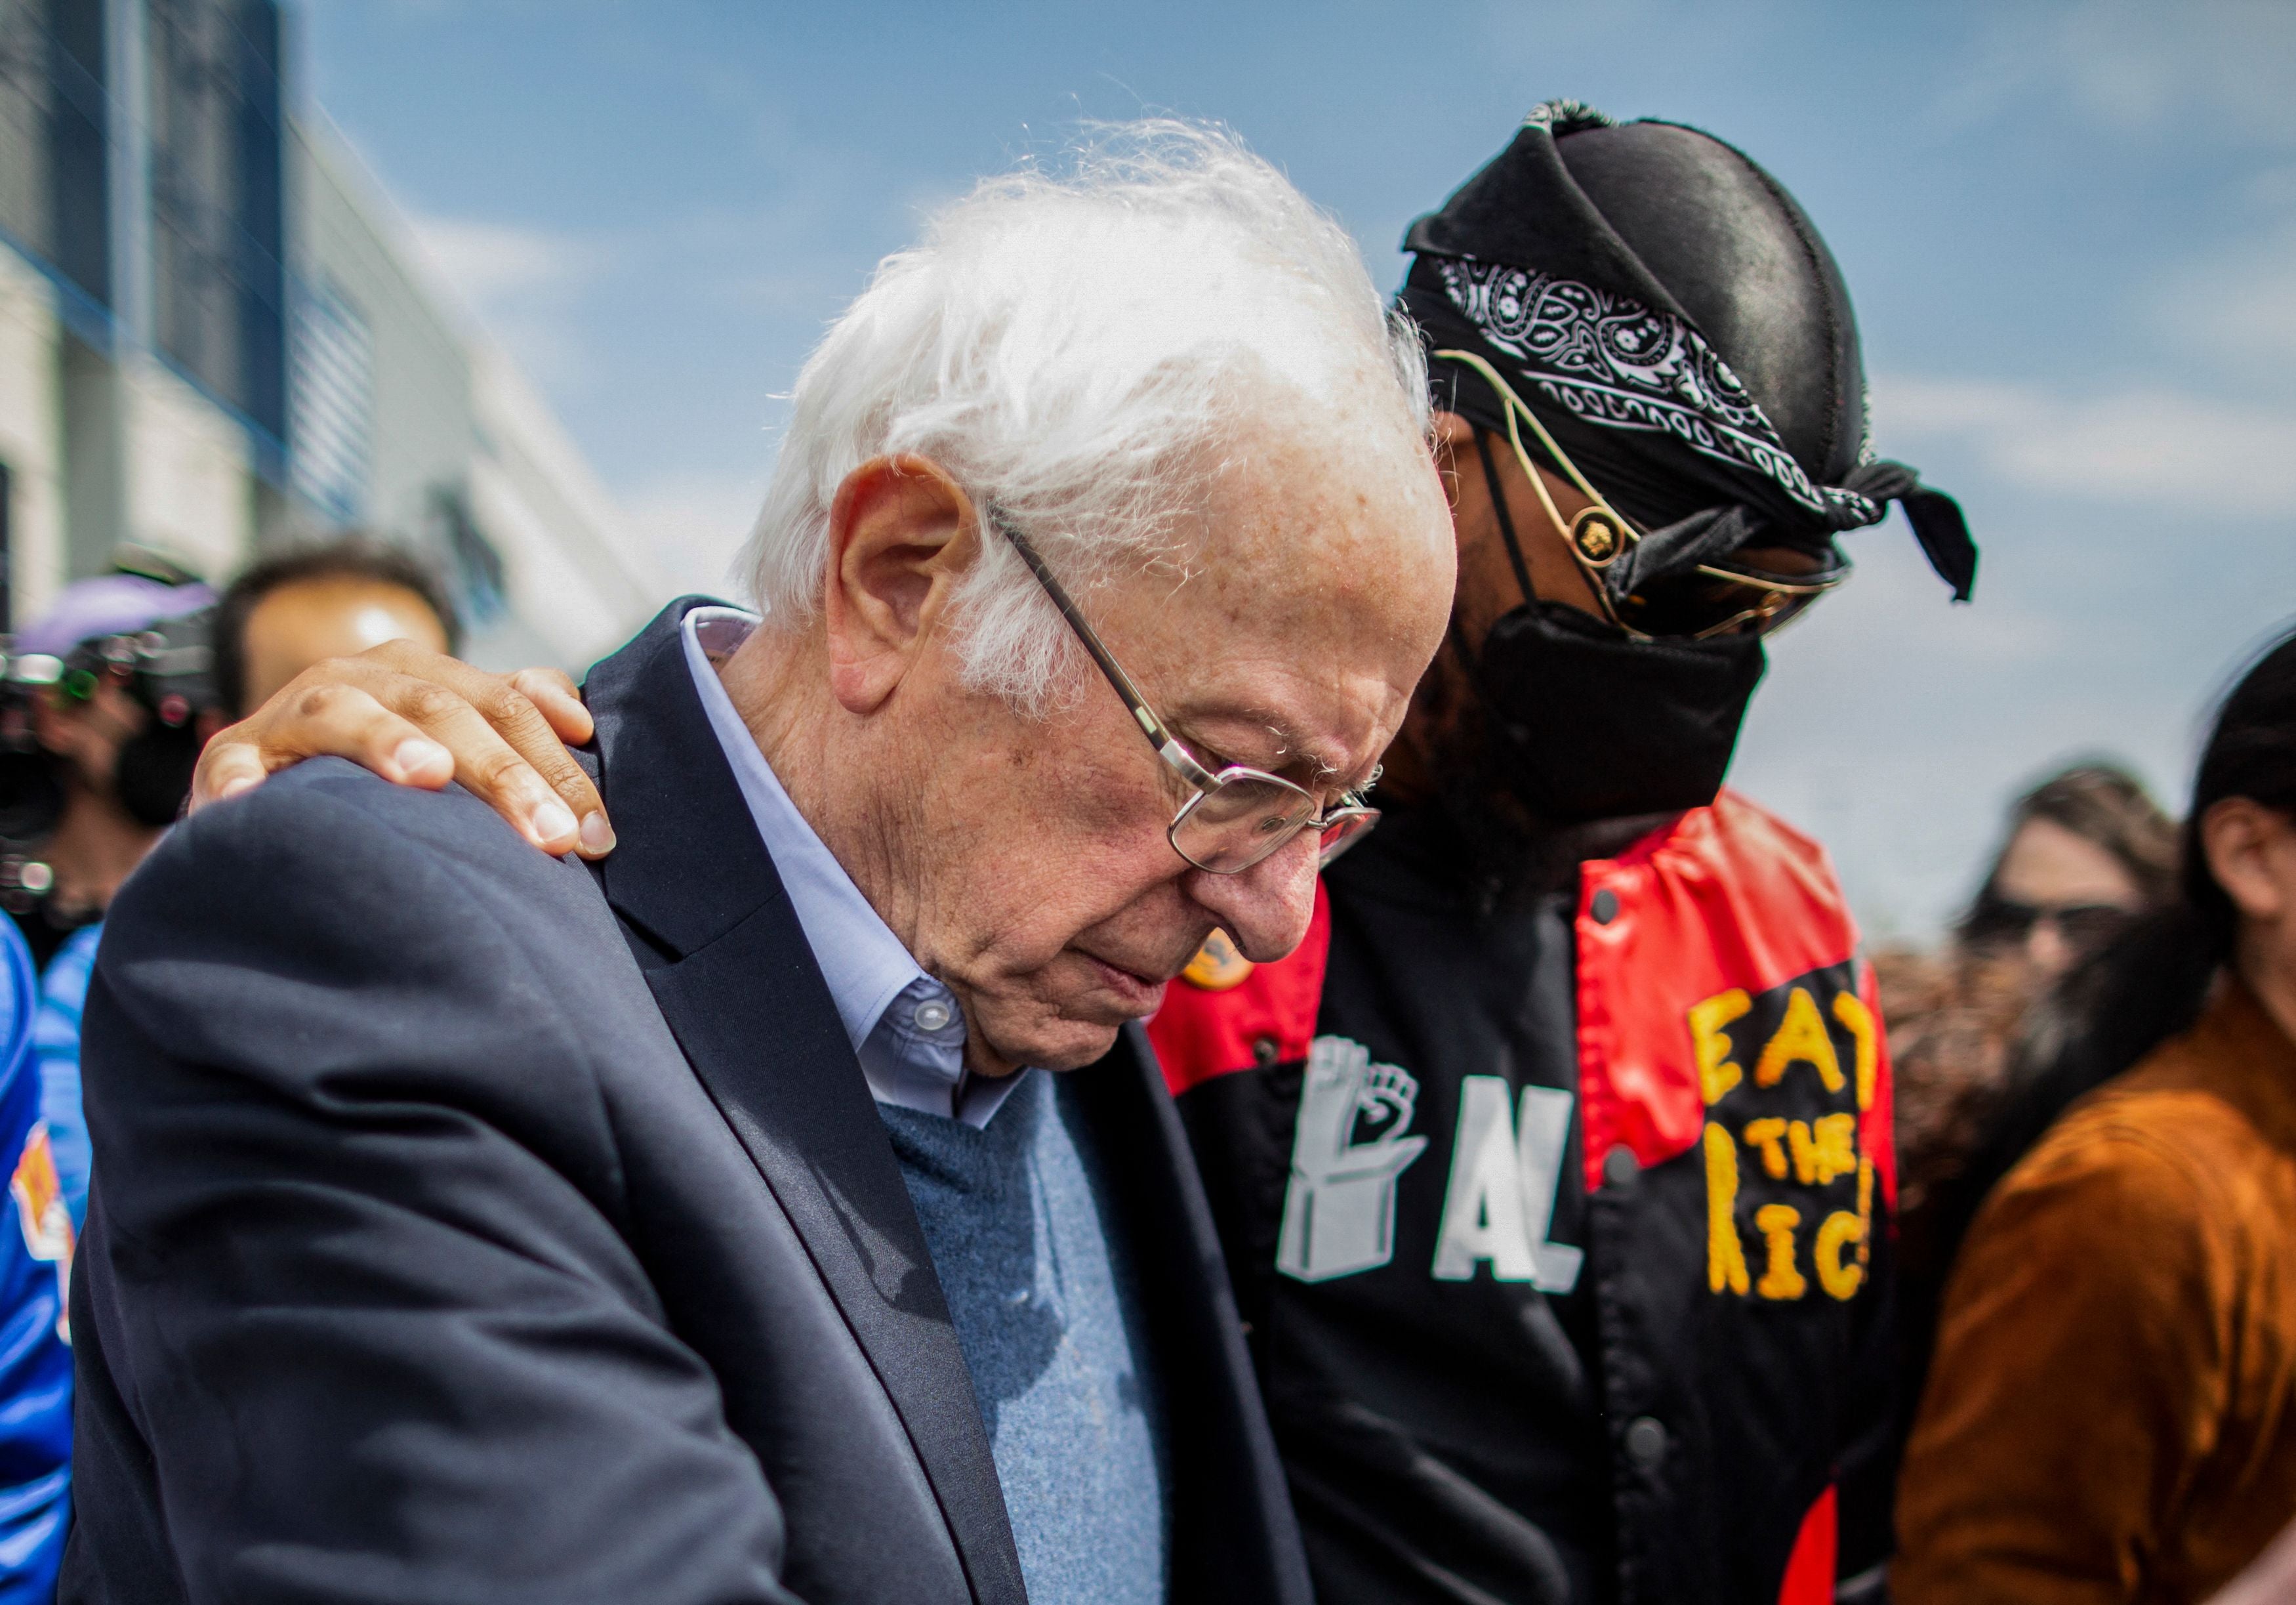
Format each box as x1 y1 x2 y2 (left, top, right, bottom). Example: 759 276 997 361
1897 623 2296 1604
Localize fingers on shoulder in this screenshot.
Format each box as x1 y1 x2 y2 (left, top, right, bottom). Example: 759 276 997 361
507 668 594 743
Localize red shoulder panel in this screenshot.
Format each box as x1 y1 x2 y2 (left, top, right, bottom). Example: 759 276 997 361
1576 789 1893 1199
1857 953 1897 1209
1147 883 1332 1097
1774 1485 1837 1605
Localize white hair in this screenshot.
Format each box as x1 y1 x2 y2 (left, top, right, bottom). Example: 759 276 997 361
741 119 1430 713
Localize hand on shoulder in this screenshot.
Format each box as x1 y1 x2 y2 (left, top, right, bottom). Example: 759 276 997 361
193 640 613 859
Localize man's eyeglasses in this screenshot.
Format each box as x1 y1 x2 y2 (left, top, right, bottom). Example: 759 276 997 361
1433 348 1850 641
988 510 1381 875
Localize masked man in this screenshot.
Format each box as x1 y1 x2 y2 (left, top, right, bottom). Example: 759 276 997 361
1146 100 1974 1605
195 102 1974 1605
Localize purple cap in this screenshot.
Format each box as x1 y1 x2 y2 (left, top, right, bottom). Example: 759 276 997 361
16 575 216 659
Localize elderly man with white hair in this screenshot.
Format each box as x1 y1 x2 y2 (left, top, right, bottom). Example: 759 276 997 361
62 125 1452 1605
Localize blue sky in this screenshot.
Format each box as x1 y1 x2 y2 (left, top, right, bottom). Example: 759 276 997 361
299 0 2296 938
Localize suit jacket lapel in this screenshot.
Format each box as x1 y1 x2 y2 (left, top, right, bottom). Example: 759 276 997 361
584 601 1026 1605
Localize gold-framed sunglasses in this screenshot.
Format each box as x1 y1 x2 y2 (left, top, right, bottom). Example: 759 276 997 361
1434 348 1849 641
988 509 1380 875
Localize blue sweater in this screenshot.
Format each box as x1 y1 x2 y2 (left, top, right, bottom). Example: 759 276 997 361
880 1070 1166 1605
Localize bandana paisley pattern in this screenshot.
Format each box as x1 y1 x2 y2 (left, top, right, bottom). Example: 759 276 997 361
1436 256 1880 528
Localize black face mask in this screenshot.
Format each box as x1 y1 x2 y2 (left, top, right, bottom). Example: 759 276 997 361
1458 428 1765 827
1472 599 1764 825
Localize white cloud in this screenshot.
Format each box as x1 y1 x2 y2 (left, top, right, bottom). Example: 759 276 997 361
2153 220 2296 383
406 213 605 390
408 215 597 308
1946 0 2296 145
621 471 769 598
2047 0 2296 143
1872 375 2296 514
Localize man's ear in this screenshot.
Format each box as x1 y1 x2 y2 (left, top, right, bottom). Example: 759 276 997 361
821 454 979 716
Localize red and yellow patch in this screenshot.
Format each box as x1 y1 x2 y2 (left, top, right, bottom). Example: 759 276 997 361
12 1123 73 1342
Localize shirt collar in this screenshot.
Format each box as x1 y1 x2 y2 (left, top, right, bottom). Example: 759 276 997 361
678 606 1023 1128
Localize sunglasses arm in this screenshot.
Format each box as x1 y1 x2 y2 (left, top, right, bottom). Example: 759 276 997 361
1432 350 1656 635
1434 350 1620 515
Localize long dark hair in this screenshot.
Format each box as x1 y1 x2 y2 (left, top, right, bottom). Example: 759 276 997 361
1956 762 2179 944
1942 623 2296 1240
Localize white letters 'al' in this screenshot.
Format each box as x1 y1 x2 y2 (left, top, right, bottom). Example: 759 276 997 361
1430 1075 1584 1291
1277 1037 1429 1283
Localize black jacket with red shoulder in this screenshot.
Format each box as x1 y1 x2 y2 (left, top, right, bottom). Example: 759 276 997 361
1149 789 1898 1605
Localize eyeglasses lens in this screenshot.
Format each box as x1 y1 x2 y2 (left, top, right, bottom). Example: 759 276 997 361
1317 809 1379 867
1617 571 1823 639
1174 775 1322 873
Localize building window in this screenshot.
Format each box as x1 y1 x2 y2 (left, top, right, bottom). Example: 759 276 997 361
147 0 285 441
289 275 372 526
427 486 506 631
0 0 112 322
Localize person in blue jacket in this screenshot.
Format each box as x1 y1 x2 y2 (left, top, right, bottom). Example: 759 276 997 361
0 912 75 1602
27 929 96 1236
0 568 220 1603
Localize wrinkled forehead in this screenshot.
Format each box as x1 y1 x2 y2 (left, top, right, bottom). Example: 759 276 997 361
1195 390 1447 614
1103 404 1452 769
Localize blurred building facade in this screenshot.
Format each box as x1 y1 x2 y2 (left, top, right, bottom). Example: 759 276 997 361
0 0 663 670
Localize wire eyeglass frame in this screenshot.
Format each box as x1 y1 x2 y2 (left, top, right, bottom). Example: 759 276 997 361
987 509 1381 875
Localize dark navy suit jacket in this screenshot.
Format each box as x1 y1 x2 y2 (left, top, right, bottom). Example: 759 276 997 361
62 599 1310 1605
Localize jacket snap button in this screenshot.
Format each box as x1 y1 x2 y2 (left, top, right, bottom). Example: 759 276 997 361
1624 1415 1668 1470
1602 1146 1640 1188
1590 888 1620 925
1252 1036 1281 1067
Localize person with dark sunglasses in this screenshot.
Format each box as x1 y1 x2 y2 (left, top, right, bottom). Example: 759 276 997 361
1957 765 2177 978
1883 762 2179 1499
186 102 1975 1605
1894 764 2180 1223
1145 102 1973 1605
1898 625 2296 1603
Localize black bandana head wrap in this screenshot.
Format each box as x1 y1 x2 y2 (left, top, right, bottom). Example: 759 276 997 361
1400 99 1977 603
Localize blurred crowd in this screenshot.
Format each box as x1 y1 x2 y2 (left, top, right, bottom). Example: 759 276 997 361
0 98 2289 1605
0 539 460 1598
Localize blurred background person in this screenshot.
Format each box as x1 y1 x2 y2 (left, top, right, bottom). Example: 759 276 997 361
3 570 218 1241
0 564 213 1605
1884 762 2179 1392
1896 622 2296 1604
1958 763 2177 978
211 538 459 721
1 568 217 974
17 539 457 1241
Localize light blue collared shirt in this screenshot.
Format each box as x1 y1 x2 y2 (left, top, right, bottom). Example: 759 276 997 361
681 606 1025 1128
